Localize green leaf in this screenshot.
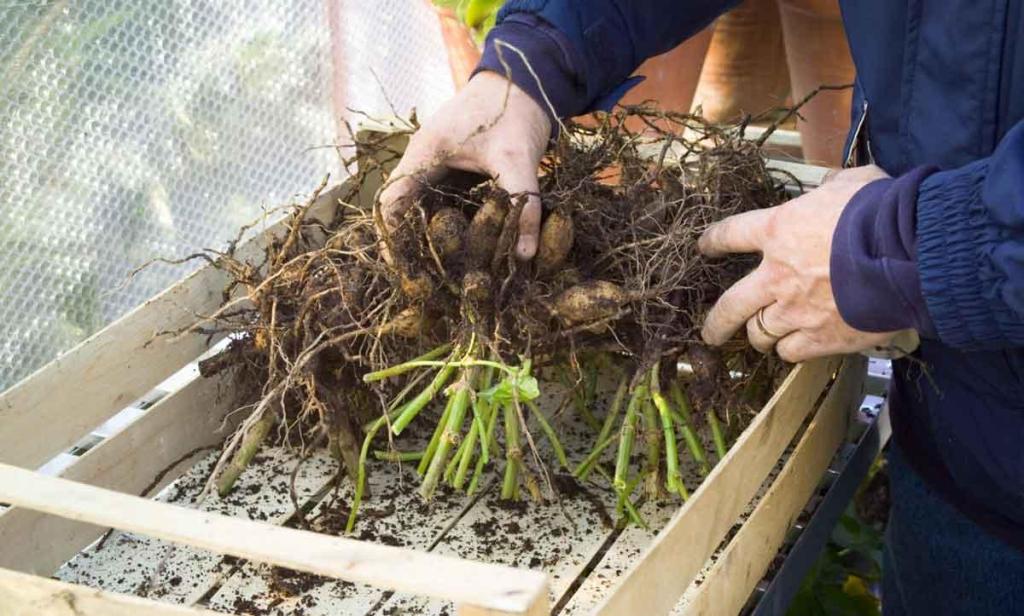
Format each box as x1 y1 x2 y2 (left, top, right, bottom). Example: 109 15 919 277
479 366 539 406
465 0 504 28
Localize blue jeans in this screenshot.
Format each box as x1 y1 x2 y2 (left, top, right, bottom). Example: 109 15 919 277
884 445 1024 615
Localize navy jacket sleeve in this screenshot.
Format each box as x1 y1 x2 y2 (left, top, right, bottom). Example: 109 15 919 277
475 0 738 120
914 122 1024 349
832 122 1024 350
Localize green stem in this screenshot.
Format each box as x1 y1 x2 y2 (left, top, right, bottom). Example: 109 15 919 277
669 381 692 424
502 402 521 499
445 418 476 485
562 363 601 432
641 396 661 494
669 384 709 476
525 399 568 469
470 368 495 463
707 408 728 462
573 434 616 480
373 450 424 462
366 359 513 382
346 414 387 533
217 411 274 497
621 494 648 529
594 374 629 456
361 343 453 382
650 365 687 499
468 394 501 495
452 416 480 490
391 364 456 436
417 394 455 475
614 384 645 496
615 475 643 523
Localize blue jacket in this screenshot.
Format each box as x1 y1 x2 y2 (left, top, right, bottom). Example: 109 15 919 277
477 0 1024 550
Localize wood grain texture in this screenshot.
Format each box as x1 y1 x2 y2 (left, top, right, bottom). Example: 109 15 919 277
0 463 550 614
0 566 219 616
682 356 866 616
0 371 237 575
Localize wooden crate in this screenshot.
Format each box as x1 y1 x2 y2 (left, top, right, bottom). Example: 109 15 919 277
0 127 862 616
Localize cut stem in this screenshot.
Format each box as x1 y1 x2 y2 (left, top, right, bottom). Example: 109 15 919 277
573 434 616 480
502 402 521 499
592 374 629 460
650 365 687 499
216 411 274 497
707 408 728 462
417 394 455 475
361 343 453 382
641 396 661 498
670 383 709 476
347 413 387 533
392 364 456 436
468 394 501 495
367 359 513 382
373 450 424 462
421 375 472 499
614 384 645 498
525 399 568 469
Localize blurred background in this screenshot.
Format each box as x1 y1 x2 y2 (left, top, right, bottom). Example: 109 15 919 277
0 0 852 390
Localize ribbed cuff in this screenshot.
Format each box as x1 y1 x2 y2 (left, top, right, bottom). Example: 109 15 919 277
830 166 939 335
916 159 1007 348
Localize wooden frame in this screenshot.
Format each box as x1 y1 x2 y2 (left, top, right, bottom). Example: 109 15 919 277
0 138 864 615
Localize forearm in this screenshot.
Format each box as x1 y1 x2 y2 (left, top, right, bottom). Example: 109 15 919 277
832 122 1024 349
475 0 738 120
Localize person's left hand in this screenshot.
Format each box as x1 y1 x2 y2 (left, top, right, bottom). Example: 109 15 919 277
698 165 900 362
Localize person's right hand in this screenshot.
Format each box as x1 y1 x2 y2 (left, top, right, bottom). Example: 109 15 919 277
378 71 552 260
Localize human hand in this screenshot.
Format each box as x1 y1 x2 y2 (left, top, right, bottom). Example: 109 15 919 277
378 71 552 259
698 165 901 362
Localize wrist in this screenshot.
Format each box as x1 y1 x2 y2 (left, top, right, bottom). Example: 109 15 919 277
474 14 586 132
830 167 939 335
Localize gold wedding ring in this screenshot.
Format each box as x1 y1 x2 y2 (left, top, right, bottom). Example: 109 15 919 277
755 307 784 340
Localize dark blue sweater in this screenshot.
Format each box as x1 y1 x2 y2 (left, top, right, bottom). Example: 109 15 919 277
476 0 1024 551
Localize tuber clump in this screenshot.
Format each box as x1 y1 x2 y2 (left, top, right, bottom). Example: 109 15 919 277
552 281 630 325
427 207 468 261
535 208 575 276
466 195 506 269
186 103 791 529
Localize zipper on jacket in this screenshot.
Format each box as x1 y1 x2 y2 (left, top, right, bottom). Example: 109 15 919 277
843 98 875 168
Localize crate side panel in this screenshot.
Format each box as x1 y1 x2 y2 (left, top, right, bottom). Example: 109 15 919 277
54 447 338 604
0 180 358 471
0 371 238 575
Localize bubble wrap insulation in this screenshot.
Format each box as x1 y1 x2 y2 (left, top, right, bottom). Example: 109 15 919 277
0 0 455 390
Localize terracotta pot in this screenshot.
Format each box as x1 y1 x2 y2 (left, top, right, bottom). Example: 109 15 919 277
592 27 714 133
777 0 854 166
433 5 483 89
430 2 712 129
692 0 791 122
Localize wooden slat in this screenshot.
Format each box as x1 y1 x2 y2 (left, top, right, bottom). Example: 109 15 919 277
54 447 338 605
0 464 550 615
593 355 842 616
457 596 551 616
0 371 238 574
0 566 219 616
683 356 865 616
0 181 357 470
